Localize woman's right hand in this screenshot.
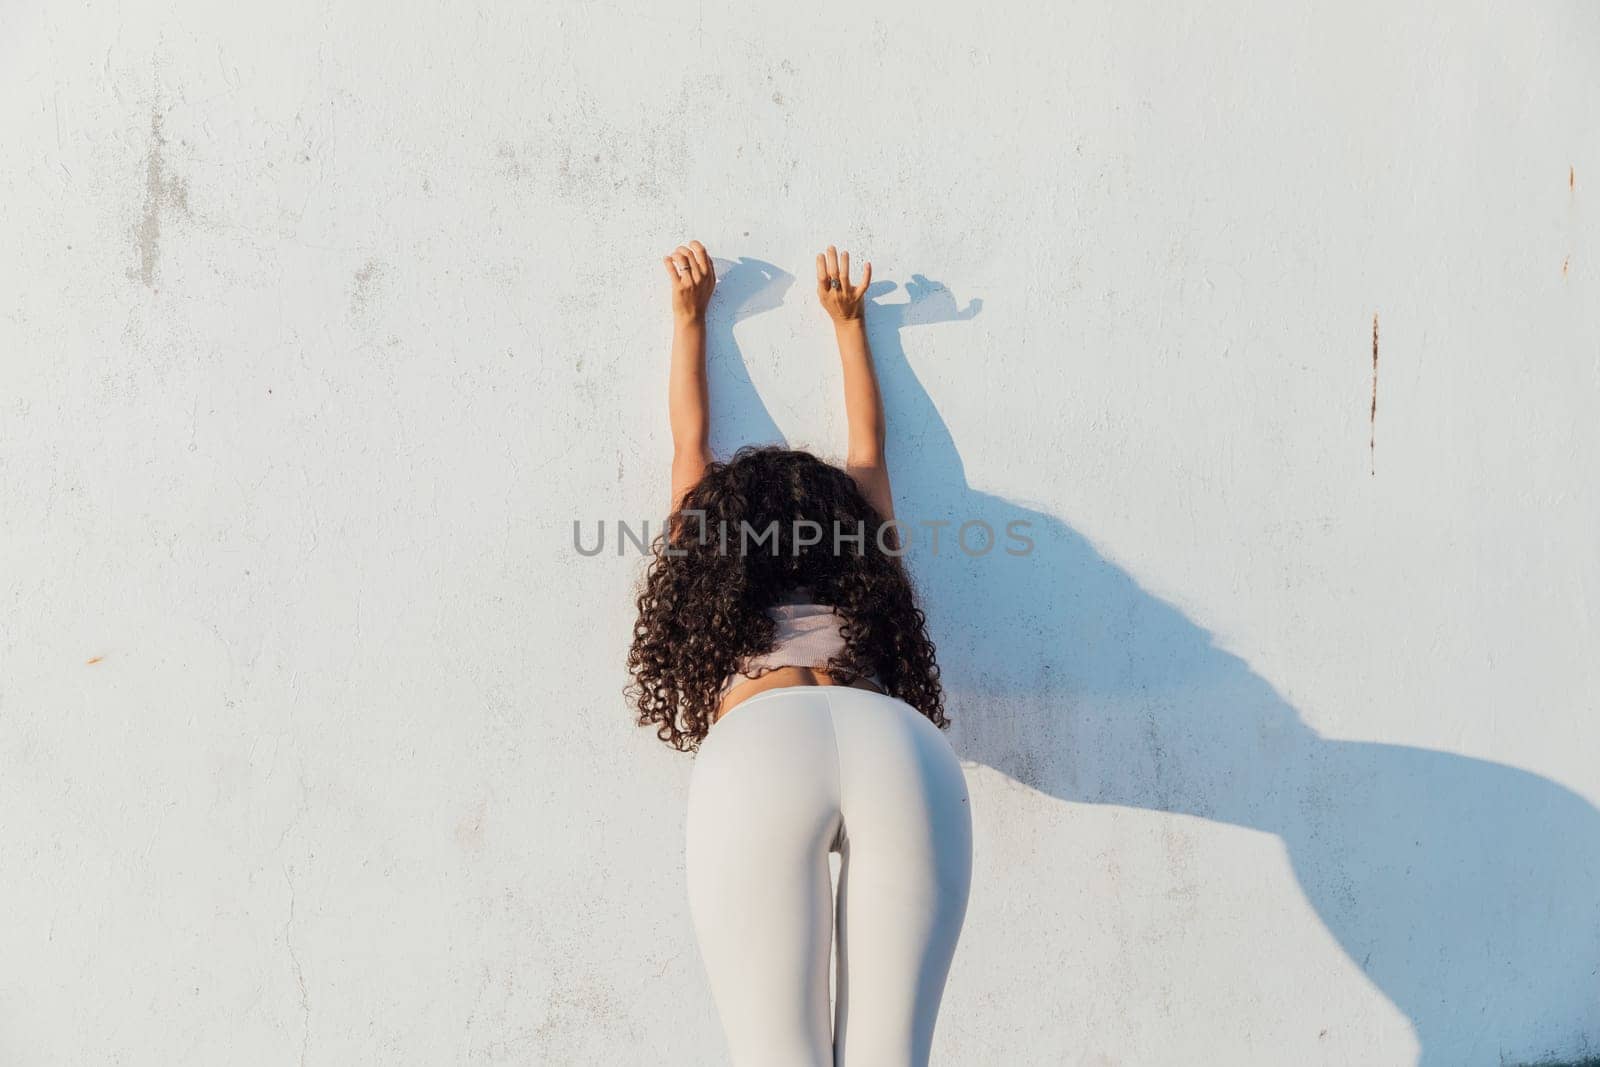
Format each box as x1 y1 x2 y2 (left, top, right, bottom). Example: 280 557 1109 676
664 241 716 324
816 245 872 325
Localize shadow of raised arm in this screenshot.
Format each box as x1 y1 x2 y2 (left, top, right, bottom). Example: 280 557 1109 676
703 256 794 456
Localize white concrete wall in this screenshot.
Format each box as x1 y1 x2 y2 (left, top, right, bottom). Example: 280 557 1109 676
3 2 1597 1064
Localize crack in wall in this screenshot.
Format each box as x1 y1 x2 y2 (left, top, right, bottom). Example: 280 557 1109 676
283 865 311 1066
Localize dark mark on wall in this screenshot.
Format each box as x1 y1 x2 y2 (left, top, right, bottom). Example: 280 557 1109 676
1566 167 1575 278
132 108 190 288
1369 313 1379 477
351 259 384 316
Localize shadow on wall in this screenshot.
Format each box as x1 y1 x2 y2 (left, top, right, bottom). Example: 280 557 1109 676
704 257 794 456
704 261 1600 1067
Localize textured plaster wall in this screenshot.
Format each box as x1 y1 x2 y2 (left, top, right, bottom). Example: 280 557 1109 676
3 2 1598 1065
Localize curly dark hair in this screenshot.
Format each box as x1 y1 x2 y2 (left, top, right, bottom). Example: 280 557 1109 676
626 445 946 752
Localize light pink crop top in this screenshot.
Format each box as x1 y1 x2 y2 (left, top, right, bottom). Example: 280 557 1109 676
719 588 882 697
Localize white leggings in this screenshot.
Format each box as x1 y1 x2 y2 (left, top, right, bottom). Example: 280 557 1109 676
685 685 974 1066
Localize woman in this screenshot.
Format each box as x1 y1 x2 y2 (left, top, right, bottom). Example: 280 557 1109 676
627 240 973 1066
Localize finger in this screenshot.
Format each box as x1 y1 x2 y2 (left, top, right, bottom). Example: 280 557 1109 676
825 245 840 283
688 240 711 277
674 245 702 284
856 260 872 295
671 253 694 285
663 255 684 283
841 250 854 290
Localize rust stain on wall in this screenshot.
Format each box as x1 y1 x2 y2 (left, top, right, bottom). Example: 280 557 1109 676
1369 313 1379 476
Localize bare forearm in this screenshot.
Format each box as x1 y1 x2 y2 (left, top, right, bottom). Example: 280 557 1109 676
835 319 885 465
669 317 709 455
816 244 895 524
662 241 716 511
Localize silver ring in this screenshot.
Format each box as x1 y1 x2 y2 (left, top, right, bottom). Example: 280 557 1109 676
829 278 841 290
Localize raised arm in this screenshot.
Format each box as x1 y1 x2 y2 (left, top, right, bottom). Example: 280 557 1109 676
817 245 894 525
663 241 716 512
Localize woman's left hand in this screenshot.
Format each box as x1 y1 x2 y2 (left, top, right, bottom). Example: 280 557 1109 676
816 245 871 326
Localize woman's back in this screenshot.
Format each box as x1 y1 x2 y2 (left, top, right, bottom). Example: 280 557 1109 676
717 587 886 713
